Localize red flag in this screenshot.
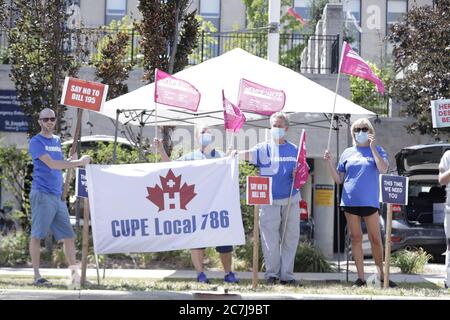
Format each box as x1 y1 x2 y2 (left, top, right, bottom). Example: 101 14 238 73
237 78 286 116
222 90 246 133
294 129 309 189
154 68 201 111
287 7 307 26
340 42 385 94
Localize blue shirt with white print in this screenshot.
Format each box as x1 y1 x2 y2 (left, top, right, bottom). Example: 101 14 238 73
29 134 64 196
337 145 388 208
250 141 299 200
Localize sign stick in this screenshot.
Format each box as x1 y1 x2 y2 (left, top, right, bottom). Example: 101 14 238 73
252 204 260 289
81 197 90 286
383 203 393 289
62 108 83 201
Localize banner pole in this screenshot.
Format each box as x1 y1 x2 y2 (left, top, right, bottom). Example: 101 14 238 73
252 205 260 289
81 197 90 286
384 203 393 289
62 108 83 201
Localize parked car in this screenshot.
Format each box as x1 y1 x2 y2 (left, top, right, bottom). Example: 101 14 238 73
299 199 314 243
346 143 448 260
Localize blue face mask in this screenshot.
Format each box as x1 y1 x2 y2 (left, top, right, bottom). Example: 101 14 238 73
355 131 369 145
271 127 286 140
200 133 213 147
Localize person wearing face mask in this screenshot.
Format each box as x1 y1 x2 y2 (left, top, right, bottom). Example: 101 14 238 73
236 112 301 286
323 117 397 288
154 125 239 284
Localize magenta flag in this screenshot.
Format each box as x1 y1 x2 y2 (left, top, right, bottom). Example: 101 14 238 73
287 7 307 26
237 78 286 116
294 129 309 189
154 68 201 111
340 42 385 94
223 90 245 133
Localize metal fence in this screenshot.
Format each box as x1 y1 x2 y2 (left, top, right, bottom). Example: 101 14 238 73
0 28 339 74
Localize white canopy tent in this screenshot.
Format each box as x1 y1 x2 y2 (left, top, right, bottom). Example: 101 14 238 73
102 48 374 127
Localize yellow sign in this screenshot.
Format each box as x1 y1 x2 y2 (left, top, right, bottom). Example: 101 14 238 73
314 184 334 207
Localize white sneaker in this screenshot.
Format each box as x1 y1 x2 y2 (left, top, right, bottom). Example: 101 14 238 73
68 265 81 290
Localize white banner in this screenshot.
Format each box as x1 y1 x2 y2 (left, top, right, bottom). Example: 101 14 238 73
86 157 245 254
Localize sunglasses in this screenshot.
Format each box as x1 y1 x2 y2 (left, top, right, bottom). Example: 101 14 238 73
354 127 369 133
40 117 56 123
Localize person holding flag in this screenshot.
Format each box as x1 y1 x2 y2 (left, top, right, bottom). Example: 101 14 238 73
323 118 397 288
236 112 307 286
154 125 239 284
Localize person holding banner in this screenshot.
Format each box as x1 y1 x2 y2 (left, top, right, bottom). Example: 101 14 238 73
28 108 91 287
438 151 450 289
323 118 397 288
237 112 301 286
154 125 239 284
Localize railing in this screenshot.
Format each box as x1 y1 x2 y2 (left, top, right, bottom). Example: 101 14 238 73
0 28 340 74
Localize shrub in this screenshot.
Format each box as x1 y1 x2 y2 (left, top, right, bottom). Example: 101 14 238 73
294 242 334 273
0 231 29 266
392 247 433 274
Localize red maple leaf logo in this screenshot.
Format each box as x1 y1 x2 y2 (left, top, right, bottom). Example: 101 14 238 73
146 169 197 212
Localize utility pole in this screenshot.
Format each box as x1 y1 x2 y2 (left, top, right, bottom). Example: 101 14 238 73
268 0 280 63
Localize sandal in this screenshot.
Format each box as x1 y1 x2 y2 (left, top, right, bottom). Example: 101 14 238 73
33 278 52 287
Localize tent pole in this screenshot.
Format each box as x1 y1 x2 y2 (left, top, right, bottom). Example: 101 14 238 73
335 115 341 273
113 109 120 164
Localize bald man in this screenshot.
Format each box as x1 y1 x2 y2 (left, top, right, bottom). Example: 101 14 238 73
28 108 91 287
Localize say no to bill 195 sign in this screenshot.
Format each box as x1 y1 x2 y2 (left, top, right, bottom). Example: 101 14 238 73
60 77 109 112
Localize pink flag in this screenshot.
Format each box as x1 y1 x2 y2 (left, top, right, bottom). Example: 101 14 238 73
154 68 201 111
287 7 307 26
340 42 385 94
237 79 286 116
222 90 246 133
294 129 309 189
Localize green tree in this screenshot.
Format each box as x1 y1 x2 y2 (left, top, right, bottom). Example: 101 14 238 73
349 62 392 116
388 0 450 136
7 0 84 137
136 0 200 157
92 17 134 100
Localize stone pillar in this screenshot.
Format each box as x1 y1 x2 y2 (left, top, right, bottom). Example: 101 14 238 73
313 21 323 74
321 3 344 74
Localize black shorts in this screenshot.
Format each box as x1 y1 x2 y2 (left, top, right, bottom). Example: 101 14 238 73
341 206 379 217
193 246 233 253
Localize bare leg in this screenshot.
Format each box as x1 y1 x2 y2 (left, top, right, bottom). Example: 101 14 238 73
30 237 42 280
345 212 364 280
190 249 204 273
63 238 77 266
364 212 384 278
220 252 232 273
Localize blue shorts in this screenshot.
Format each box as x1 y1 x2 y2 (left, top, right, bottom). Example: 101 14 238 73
194 246 233 253
30 190 75 241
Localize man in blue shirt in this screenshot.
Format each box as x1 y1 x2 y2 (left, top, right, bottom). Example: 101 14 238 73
238 112 301 286
154 125 239 284
28 108 91 287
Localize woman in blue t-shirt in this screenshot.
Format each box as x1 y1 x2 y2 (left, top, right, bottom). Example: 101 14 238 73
324 118 396 288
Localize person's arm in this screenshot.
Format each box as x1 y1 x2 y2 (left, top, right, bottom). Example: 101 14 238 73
39 154 90 170
369 134 388 174
153 138 171 162
323 150 344 185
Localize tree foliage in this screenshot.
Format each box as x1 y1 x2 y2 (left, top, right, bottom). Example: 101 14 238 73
92 17 134 100
6 0 84 138
349 62 392 116
388 1 450 136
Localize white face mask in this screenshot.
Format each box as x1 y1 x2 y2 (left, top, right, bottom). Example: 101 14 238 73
355 131 369 145
271 127 286 140
200 132 213 147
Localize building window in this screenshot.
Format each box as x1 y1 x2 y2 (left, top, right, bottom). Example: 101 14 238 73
343 0 361 54
386 0 407 35
105 0 127 25
200 0 220 31
293 0 310 21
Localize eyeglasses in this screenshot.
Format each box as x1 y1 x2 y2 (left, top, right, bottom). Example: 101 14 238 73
354 127 369 133
40 117 56 123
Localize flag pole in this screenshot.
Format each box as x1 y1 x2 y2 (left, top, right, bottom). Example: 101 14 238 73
154 69 158 163
326 41 346 152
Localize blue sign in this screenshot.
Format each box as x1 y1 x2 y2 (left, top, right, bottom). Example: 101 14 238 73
380 175 409 205
0 90 29 132
76 168 88 198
